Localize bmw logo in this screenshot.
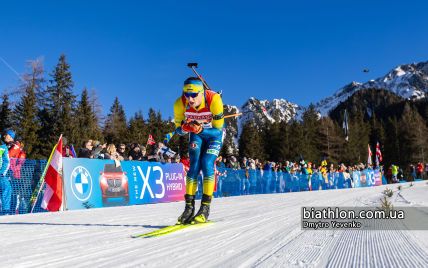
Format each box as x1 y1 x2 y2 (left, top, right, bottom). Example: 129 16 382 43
70 166 93 201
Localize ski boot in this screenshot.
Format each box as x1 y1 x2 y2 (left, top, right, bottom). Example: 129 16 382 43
177 194 195 225
192 194 212 224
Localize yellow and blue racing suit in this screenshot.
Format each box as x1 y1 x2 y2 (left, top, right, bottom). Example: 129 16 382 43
173 90 224 197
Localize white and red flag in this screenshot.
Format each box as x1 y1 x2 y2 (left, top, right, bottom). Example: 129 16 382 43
367 144 373 166
147 134 156 146
376 142 383 162
375 142 383 167
41 136 63 211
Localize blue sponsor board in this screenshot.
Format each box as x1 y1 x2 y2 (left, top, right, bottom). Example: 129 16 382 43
63 158 185 210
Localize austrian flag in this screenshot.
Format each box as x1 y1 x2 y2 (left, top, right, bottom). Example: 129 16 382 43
41 137 63 211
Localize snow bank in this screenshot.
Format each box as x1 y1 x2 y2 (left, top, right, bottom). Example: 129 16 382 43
0 182 427 267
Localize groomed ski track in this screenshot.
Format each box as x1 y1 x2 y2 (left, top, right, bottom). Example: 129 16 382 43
1 182 427 267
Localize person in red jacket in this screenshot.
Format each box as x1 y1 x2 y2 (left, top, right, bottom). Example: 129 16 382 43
3 130 26 179
416 162 424 180
3 129 26 214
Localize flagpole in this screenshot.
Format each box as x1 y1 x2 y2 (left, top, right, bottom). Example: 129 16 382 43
30 134 63 213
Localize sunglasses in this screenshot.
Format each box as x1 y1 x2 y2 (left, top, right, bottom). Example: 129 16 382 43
184 92 201 98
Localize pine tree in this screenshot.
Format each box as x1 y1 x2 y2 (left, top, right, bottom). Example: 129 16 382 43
384 116 400 167
88 89 104 125
343 111 370 165
39 54 76 155
104 97 128 144
0 94 12 132
146 108 165 144
316 117 343 164
287 120 305 162
301 104 320 163
398 103 428 165
13 59 44 158
127 111 147 145
369 113 385 150
75 88 103 148
264 122 289 162
239 121 265 160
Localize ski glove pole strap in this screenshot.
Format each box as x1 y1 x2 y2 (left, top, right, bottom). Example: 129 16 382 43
182 121 203 134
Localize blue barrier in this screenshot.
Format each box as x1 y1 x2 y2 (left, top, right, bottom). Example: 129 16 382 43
0 157 391 216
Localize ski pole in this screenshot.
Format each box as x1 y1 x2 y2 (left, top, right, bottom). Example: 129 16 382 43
224 113 242 119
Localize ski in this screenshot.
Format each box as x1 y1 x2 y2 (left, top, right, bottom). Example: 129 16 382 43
131 221 213 238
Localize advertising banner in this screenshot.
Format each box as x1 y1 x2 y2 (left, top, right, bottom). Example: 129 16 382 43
63 158 185 210
373 169 383 186
352 169 382 188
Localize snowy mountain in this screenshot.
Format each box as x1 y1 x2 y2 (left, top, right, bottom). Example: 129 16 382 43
316 61 428 115
1 182 427 267
239 97 302 125
222 60 428 153
223 98 302 154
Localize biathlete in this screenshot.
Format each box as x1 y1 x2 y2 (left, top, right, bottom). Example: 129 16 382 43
173 77 224 224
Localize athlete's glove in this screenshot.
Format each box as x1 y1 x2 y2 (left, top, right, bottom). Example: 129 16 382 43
182 120 203 134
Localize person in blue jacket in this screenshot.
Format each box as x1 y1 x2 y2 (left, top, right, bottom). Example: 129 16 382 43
0 139 11 215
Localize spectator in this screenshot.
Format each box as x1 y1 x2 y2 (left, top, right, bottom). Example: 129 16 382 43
105 144 124 161
248 158 256 170
398 167 405 182
228 156 240 169
79 140 93 158
307 162 313 175
0 134 11 215
416 162 424 180
173 155 181 163
62 137 75 158
216 156 226 168
386 166 393 183
91 141 107 159
147 144 161 162
409 164 416 181
426 163 428 178
3 130 26 179
391 164 399 183
221 156 227 168
117 143 128 160
3 130 27 214
240 157 248 169
129 143 144 161
164 156 172 163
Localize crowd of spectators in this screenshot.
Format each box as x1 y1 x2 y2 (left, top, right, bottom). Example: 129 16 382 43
211 156 428 197
77 140 184 164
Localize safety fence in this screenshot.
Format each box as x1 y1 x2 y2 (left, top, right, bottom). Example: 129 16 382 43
211 168 385 198
1 158 389 216
0 159 47 215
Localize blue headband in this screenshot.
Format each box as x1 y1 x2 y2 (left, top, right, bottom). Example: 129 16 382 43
184 79 203 86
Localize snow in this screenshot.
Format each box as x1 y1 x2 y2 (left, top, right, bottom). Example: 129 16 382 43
1 182 427 267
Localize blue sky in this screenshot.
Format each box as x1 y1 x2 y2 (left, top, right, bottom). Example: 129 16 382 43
1 0 428 118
